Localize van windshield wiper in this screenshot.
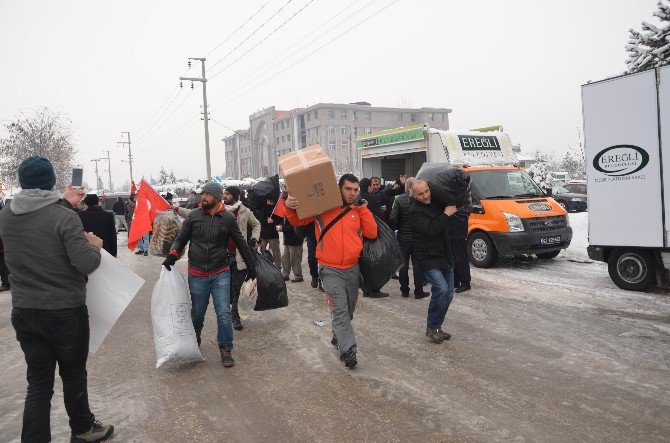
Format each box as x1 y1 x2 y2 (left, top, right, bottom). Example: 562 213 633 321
514 193 544 198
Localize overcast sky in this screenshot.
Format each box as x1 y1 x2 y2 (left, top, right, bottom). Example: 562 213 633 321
0 0 660 189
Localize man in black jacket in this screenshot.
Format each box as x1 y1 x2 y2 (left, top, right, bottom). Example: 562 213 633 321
390 178 429 299
162 182 256 367
112 197 126 232
359 178 382 218
447 205 472 293
411 179 458 344
79 194 117 257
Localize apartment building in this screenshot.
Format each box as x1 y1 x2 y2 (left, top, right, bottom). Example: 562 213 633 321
224 102 451 179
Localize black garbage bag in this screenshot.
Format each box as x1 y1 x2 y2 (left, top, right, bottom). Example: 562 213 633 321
416 164 471 210
253 249 289 311
359 215 403 292
246 175 280 212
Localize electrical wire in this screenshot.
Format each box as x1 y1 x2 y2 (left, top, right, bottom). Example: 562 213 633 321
134 118 200 158
205 0 275 58
132 86 180 136
134 88 196 146
208 0 317 81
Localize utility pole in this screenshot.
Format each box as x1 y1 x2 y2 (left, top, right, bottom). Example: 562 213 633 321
101 150 113 191
91 159 101 191
180 57 211 180
117 131 133 184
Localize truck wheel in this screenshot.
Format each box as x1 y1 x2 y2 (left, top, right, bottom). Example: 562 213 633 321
468 232 498 268
607 249 656 291
536 250 561 259
556 200 567 210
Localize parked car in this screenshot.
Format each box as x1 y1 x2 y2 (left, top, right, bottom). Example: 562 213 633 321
551 186 587 212
563 181 587 195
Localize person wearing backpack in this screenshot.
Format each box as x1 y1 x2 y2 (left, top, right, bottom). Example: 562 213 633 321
284 174 377 369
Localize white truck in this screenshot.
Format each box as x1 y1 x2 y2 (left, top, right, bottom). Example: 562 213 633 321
582 65 670 291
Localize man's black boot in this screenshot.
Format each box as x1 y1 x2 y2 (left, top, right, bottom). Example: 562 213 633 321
455 283 471 294
340 347 357 369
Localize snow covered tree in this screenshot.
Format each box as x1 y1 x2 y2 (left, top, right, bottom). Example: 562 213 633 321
168 170 177 184
526 162 554 191
626 1 670 73
0 107 76 190
157 167 169 186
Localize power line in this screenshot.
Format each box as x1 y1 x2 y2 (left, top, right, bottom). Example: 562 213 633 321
210 0 401 111
134 88 195 146
134 119 200 158
208 0 317 81
132 85 180 135
207 0 371 106
205 0 275 58
133 88 186 144
205 0 295 74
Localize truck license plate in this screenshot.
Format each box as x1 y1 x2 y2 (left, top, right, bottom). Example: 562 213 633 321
540 236 561 245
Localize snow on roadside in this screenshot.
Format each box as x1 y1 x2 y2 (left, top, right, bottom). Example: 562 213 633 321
562 211 589 262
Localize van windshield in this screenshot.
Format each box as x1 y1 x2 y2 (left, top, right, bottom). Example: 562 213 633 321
468 169 544 199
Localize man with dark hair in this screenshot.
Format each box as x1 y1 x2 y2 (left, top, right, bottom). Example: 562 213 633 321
0 156 114 442
112 197 127 232
359 178 382 218
79 194 117 257
371 176 390 221
162 182 256 367
411 179 458 344
285 173 377 369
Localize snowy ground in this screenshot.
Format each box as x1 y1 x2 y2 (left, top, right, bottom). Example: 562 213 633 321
1 218 669 442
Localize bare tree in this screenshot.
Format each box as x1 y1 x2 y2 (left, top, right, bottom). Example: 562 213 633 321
0 107 77 190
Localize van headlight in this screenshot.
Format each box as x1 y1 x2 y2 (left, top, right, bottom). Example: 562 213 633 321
503 212 525 232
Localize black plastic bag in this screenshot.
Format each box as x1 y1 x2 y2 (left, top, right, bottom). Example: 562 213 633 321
246 175 280 212
359 215 403 291
253 249 288 311
416 164 471 210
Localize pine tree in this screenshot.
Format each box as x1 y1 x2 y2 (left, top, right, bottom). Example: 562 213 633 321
157 167 169 186
626 1 670 73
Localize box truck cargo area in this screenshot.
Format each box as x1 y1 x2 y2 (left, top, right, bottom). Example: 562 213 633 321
358 126 572 268
582 65 670 291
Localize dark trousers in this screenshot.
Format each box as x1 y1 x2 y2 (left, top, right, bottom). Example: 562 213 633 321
230 263 247 319
0 252 9 287
451 239 471 287
306 234 318 279
398 240 423 295
11 306 95 442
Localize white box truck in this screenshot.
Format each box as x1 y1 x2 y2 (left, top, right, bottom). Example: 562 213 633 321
582 65 670 291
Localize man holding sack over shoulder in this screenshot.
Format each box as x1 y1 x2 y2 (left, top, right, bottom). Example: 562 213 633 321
284 174 377 369
161 182 256 367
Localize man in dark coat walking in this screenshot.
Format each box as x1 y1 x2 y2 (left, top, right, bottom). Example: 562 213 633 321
446 205 472 293
79 194 117 257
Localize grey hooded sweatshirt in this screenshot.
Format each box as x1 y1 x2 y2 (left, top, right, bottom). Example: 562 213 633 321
0 189 101 309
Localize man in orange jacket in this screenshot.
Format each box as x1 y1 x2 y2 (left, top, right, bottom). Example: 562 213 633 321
285 174 377 369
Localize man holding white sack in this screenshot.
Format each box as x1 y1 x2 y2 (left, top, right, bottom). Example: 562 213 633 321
0 156 114 443
162 182 256 367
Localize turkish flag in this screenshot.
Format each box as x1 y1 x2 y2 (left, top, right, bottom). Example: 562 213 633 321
272 195 286 218
130 181 137 195
127 180 169 251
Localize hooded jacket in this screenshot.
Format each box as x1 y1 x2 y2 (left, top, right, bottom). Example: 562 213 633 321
410 198 454 270
0 189 102 309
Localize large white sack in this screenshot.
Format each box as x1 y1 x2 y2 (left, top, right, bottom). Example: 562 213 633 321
87 249 144 353
237 278 258 320
151 268 204 367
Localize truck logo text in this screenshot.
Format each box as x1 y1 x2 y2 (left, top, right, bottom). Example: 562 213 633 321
528 203 552 211
593 145 649 176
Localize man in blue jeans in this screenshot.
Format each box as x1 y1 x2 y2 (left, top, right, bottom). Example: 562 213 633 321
162 182 256 367
410 179 458 343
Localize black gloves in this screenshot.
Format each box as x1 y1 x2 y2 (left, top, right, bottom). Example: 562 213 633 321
245 268 256 281
248 237 258 249
162 254 177 271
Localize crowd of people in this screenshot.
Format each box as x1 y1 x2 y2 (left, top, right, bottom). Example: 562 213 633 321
0 155 473 441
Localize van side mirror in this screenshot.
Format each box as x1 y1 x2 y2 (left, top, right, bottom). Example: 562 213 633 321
471 204 485 214
544 188 553 197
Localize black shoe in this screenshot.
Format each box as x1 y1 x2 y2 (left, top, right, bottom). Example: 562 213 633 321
283 276 290 281
391 274 399 280
331 334 338 348
311 277 318 288
423 280 428 286
437 329 451 341
340 347 357 369
143 251 148 256
135 250 143 255
415 291 430 299
232 316 244 331
367 291 389 298
70 421 114 442
454 283 471 294
220 348 235 367
401 292 409 298
196 330 201 347
425 327 444 344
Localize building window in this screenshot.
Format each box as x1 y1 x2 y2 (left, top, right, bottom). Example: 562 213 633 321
281 121 285 129
316 126 319 135
341 141 348 149
306 113 310 122
276 137 279 145
437 113 444 122
353 111 357 121
314 110 318 119
398 113 403 122
340 110 347 119
428 113 434 122
287 133 291 142
329 141 336 150
281 135 285 143
353 127 358 137
364 127 372 135
410 113 416 122
328 109 335 119
365 111 372 121
328 125 335 134
340 126 348 134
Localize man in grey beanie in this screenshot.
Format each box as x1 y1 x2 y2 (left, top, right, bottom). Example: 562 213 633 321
0 156 114 442
162 181 256 367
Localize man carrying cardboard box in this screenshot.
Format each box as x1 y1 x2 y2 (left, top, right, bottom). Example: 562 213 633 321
285 174 377 369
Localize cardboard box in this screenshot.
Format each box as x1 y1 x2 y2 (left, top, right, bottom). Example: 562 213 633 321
278 144 342 219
